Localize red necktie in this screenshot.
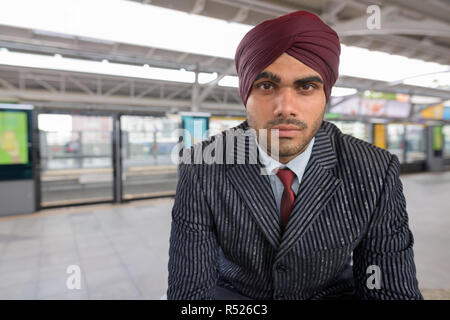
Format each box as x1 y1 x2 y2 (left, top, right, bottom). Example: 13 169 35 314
276 168 296 230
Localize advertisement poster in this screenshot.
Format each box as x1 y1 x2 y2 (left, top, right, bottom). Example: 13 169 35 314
374 124 387 149
421 104 444 120
181 114 209 149
433 126 443 152
0 111 29 165
329 92 411 118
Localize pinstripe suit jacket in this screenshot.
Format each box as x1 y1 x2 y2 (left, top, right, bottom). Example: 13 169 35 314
167 120 423 300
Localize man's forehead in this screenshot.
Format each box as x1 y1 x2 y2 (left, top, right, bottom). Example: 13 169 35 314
256 54 323 81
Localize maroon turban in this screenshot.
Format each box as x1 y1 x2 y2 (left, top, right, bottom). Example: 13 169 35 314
235 10 341 106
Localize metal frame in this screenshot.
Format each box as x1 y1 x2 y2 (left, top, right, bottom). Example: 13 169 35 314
112 113 122 203
31 109 41 211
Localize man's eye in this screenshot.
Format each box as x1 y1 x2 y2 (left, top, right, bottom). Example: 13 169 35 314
301 83 317 91
257 82 274 90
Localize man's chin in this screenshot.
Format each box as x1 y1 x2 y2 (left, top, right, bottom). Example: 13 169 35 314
278 138 310 156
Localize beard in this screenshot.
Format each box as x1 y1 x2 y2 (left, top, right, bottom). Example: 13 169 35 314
248 114 323 160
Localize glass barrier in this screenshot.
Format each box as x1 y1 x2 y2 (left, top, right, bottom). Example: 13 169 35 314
405 124 426 163
387 123 405 163
444 125 450 159
38 114 113 206
121 115 180 199
328 121 372 143
209 117 245 135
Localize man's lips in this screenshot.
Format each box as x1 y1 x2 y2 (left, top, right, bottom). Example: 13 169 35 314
270 125 302 138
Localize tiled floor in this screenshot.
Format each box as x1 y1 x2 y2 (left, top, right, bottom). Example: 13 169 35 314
0 198 172 300
0 171 449 300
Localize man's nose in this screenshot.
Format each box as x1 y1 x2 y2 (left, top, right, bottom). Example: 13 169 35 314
273 87 298 118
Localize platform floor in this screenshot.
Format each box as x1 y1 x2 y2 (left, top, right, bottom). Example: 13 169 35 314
0 171 449 300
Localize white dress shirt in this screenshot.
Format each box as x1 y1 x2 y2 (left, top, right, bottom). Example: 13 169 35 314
256 136 315 213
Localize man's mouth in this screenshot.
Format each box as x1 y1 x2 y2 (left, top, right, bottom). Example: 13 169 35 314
270 125 302 138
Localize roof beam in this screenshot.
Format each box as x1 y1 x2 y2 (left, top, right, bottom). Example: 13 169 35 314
0 77 17 90
321 0 348 24
136 84 159 98
198 63 235 103
229 7 249 23
176 52 190 63
28 74 58 93
66 76 95 95
191 0 206 15
104 80 129 96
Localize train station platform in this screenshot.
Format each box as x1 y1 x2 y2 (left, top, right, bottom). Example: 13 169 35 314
0 171 449 300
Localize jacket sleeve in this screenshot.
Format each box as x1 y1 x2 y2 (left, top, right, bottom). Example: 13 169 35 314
353 155 423 300
167 163 219 299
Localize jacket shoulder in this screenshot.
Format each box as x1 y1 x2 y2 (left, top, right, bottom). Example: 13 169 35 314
322 121 395 172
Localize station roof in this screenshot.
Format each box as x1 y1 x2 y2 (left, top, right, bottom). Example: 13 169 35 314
0 0 449 114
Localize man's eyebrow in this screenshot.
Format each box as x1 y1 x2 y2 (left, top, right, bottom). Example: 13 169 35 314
253 72 323 86
294 76 323 86
253 71 281 83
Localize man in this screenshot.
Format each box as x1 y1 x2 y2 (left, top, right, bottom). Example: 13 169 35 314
167 10 423 300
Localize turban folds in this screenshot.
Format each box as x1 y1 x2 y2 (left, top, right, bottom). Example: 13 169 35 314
235 11 341 106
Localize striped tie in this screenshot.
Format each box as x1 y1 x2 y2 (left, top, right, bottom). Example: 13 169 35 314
276 168 296 230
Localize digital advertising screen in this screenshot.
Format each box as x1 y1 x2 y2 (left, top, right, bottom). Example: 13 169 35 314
0 106 33 181
181 114 210 149
0 110 29 165
329 92 411 118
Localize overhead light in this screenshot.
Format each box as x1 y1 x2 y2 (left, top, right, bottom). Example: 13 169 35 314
198 72 217 84
218 76 239 88
32 29 76 40
0 50 196 83
77 36 116 46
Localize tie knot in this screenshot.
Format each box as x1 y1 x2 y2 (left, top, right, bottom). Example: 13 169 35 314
276 168 295 189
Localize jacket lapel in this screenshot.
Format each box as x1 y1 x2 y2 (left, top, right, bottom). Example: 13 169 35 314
225 121 282 250
276 122 342 262
226 164 282 250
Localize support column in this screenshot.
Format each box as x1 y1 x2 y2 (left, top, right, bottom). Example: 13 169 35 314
425 125 444 172
191 64 200 112
112 114 122 203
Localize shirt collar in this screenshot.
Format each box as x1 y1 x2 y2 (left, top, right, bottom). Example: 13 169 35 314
257 136 315 180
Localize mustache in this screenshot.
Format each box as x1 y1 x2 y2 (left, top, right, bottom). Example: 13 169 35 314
264 118 307 130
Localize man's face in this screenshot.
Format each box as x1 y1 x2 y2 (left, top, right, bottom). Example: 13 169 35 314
246 52 326 163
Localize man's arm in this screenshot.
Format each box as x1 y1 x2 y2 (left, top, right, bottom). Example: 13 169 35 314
353 155 423 299
167 163 219 299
